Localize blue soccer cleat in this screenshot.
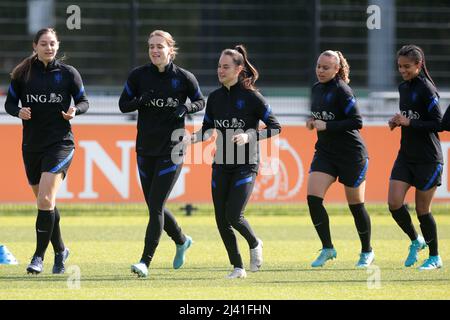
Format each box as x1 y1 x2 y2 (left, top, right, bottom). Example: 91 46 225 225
405 235 427 267
418 255 443 270
311 248 337 267
52 248 70 274
356 251 375 268
27 256 44 275
173 236 193 269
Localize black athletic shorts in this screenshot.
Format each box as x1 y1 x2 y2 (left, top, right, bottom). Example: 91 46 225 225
22 143 75 185
390 155 442 191
309 152 369 188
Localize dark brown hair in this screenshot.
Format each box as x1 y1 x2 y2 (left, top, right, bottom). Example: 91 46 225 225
397 44 436 87
11 28 58 81
221 44 259 90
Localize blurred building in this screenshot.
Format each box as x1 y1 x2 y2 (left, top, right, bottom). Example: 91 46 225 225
1 0 449 93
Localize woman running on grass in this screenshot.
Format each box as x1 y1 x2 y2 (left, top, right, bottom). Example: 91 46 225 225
388 45 443 270
4 28 89 275
119 30 206 278
189 45 281 278
306 50 374 268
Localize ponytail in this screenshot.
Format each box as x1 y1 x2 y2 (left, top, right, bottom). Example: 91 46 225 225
234 44 259 90
221 44 259 91
335 51 350 84
320 50 350 84
11 53 37 81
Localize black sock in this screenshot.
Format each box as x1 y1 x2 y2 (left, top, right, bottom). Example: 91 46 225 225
140 255 152 268
349 203 372 253
390 205 418 241
234 261 244 269
51 207 65 254
307 195 333 249
418 213 438 256
34 209 55 258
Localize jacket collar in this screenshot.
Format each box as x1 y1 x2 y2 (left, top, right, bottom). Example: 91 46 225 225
221 80 242 93
149 61 174 75
34 58 58 71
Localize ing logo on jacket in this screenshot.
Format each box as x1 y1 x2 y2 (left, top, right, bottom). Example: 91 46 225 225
401 110 420 120
26 93 63 103
214 118 246 128
311 111 336 121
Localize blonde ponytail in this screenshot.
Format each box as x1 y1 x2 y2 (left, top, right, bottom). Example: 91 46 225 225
335 51 350 84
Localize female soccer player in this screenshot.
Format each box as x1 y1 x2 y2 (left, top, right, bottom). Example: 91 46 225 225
388 45 443 270
306 50 374 268
119 30 206 278
190 45 281 278
4 28 89 274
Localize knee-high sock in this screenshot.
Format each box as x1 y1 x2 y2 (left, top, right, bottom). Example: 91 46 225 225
349 203 372 253
307 195 333 249
418 213 438 256
390 205 418 241
34 209 55 258
51 207 65 253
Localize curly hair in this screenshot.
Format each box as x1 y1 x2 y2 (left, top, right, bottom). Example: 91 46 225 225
320 50 350 84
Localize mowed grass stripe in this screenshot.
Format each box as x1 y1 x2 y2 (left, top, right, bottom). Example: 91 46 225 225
0 208 449 299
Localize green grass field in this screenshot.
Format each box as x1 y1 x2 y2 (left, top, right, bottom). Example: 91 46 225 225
1 204 449 300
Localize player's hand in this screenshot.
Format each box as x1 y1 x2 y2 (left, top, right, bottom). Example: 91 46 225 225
306 118 315 130
62 106 77 121
232 133 249 145
314 120 327 131
392 113 410 127
18 107 31 120
136 92 153 107
388 117 398 131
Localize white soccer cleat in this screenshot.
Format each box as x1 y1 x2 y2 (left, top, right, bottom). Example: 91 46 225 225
249 238 263 272
226 267 247 279
131 262 148 278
